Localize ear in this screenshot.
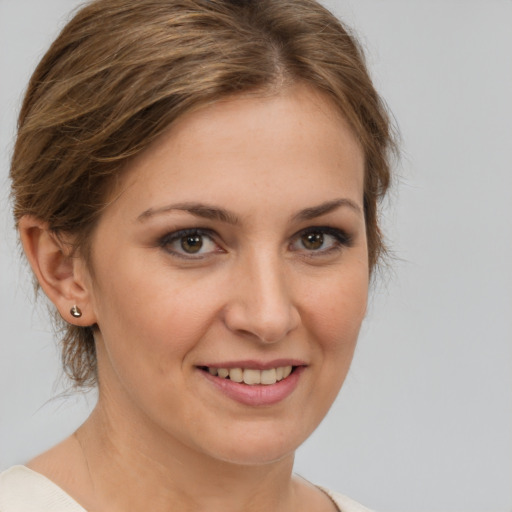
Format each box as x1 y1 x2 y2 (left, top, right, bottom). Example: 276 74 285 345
18 215 97 326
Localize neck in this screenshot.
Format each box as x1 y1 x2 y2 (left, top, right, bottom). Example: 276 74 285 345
74 398 298 512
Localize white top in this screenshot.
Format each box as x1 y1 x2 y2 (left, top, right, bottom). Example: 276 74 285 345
0 465 373 512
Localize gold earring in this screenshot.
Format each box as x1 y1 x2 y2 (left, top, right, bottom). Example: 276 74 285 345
70 305 82 318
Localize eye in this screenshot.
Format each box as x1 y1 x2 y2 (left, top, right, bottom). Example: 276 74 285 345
160 229 220 258
290 227 352 255
301 232 326 250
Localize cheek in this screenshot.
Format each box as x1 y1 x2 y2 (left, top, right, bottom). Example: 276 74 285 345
302 265 368 353
91 258 224 368
292 266 368 435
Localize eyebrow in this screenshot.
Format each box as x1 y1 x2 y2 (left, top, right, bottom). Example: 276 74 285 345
136 198 362 224
292 198 362 221
137 202 239 225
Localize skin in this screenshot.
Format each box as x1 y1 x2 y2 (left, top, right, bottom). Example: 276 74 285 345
20 83 368 512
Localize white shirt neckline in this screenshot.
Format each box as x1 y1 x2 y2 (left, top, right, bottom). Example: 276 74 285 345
0 464 372 512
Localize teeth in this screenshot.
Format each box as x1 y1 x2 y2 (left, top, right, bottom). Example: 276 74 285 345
261 368 277 385
243 369 261 385
206 366 295 385
228 368 243 383
217 368 229 378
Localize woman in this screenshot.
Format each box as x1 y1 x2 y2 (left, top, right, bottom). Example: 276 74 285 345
0 0 394 510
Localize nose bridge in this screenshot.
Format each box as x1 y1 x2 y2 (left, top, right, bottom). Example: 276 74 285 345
225 247 299 343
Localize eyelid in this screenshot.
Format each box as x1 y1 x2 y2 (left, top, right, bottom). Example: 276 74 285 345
159 228 222 259
290 226 353 253
158 225 352 260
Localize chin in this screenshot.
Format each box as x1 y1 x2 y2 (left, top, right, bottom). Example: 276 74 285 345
196 419 313 467
211 443 296 467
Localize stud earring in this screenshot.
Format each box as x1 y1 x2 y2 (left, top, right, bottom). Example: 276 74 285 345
70 305 82 318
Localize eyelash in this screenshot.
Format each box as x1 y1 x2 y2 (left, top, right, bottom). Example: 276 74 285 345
291 226 353 257
159 228 220 259
158 226 353 260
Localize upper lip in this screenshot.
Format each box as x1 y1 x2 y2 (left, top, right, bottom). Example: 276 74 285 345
196 359 307 370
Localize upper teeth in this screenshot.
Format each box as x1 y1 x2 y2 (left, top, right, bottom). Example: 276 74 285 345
207 366 293 385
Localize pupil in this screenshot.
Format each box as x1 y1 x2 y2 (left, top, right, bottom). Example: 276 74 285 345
303 232 323 250
182 235 203 253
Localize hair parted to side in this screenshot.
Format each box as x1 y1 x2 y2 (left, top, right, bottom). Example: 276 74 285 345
10 0 397 387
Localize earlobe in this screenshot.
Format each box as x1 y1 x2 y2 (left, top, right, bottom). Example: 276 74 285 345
18 215 96 326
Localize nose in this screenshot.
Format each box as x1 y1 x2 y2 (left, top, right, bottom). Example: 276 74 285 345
222 253 300 343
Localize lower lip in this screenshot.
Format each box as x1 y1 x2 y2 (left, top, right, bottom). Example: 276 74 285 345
199 367 304 406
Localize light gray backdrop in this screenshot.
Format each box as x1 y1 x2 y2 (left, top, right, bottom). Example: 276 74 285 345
1 1 511 511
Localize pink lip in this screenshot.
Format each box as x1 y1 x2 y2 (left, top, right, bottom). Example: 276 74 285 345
196 359 307 370
198 365 305 406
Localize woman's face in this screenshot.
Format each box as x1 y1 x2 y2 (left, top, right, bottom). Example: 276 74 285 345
82 84 368 465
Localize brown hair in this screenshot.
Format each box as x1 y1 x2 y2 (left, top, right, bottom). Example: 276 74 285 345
10 0 396 387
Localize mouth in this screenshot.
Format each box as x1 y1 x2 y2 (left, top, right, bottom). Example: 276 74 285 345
197 362 305 406
197 365 296 386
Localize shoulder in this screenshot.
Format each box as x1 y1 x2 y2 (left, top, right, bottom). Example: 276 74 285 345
0 465 86 512
318 486 375 512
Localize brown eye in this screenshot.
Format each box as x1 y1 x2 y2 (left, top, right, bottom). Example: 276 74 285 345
181 235 203 253
160 229 219 258
301 232 324 250
290 227 351 256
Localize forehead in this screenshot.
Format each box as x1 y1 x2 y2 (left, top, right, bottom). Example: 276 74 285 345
143 84 361 165
110 83 365 219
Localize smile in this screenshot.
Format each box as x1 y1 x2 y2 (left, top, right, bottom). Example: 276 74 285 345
198 364 304 406
200 366 294 385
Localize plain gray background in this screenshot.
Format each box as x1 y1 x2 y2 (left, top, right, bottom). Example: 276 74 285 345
1 1 511 511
